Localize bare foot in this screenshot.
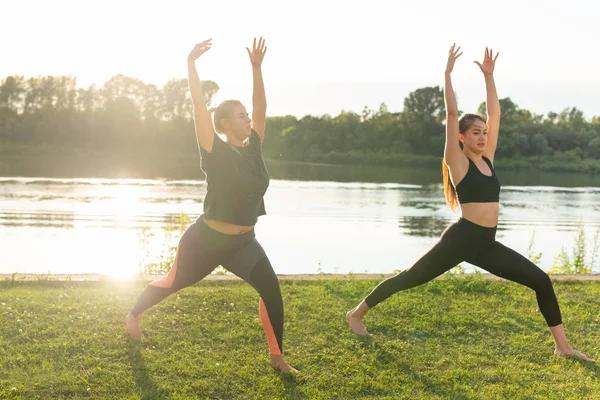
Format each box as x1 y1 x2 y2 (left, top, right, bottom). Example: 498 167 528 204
555 348 596 363
346 310 370 336
270 355 299 375
125 312 142 339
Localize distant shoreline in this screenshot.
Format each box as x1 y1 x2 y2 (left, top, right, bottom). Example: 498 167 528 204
3 153 600 184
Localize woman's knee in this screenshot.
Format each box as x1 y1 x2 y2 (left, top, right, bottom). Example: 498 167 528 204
532 271 554 294
251 258 278 283
250 258 281 296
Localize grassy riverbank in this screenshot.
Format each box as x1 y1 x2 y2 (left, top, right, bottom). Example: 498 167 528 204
1 276 599 399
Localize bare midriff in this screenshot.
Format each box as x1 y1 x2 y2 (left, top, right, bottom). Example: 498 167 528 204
202 218 255 235
460 202 499 228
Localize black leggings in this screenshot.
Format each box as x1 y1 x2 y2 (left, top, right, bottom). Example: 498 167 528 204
130 218 284 355
365 218 562 327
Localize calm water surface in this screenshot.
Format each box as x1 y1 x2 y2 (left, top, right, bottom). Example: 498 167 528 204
2 162 600 278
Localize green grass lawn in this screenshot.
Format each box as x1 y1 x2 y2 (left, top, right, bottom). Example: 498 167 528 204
1 277 599 399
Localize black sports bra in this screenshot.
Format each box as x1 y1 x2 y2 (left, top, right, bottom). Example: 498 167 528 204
455 156 500 204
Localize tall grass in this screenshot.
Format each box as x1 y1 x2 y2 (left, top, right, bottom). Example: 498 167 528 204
526 221 600 274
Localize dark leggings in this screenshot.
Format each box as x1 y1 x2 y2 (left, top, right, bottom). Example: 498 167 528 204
365 218 562 327
130 218 284 355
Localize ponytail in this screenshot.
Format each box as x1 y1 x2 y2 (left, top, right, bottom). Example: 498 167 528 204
442 159 460 211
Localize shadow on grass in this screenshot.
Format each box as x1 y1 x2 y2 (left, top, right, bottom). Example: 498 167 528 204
127 338 172 400
558 353 600 371
273 366 309 400
368 343 478 399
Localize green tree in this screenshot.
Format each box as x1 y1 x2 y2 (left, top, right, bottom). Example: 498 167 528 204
402 86 444 154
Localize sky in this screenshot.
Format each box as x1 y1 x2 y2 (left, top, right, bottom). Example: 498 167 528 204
2 0 600 118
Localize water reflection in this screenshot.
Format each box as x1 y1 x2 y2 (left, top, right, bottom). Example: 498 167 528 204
398 201 441 211
0 211 76 228
398 216 451 237
2 175 600 275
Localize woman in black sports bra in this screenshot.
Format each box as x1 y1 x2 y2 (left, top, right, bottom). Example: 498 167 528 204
347 45 594 362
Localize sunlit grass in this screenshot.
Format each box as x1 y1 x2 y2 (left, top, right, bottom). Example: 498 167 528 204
0 277 598 399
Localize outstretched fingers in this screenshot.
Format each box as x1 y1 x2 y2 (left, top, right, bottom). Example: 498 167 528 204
486 47 500 62
449 43 462 58
255 37 267 54
189 39 213 60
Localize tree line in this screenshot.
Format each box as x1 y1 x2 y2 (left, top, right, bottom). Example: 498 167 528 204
2 75 600 174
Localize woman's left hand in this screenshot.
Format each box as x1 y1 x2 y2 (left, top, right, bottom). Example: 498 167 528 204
474 47 499 75
246 37 267 67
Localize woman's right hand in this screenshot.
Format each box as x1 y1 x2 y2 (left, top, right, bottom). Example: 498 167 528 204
445 43 462 74
188 39 212 62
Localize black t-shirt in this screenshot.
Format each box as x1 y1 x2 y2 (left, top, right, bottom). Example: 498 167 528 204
199 130 269 225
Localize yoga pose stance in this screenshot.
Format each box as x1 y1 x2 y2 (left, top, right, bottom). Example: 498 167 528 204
126 38 298 373
346 44 594 363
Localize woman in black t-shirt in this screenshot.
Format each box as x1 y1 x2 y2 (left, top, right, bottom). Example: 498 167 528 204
126 37 298 374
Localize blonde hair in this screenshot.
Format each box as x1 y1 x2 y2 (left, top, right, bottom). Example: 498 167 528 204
209 100 244 133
